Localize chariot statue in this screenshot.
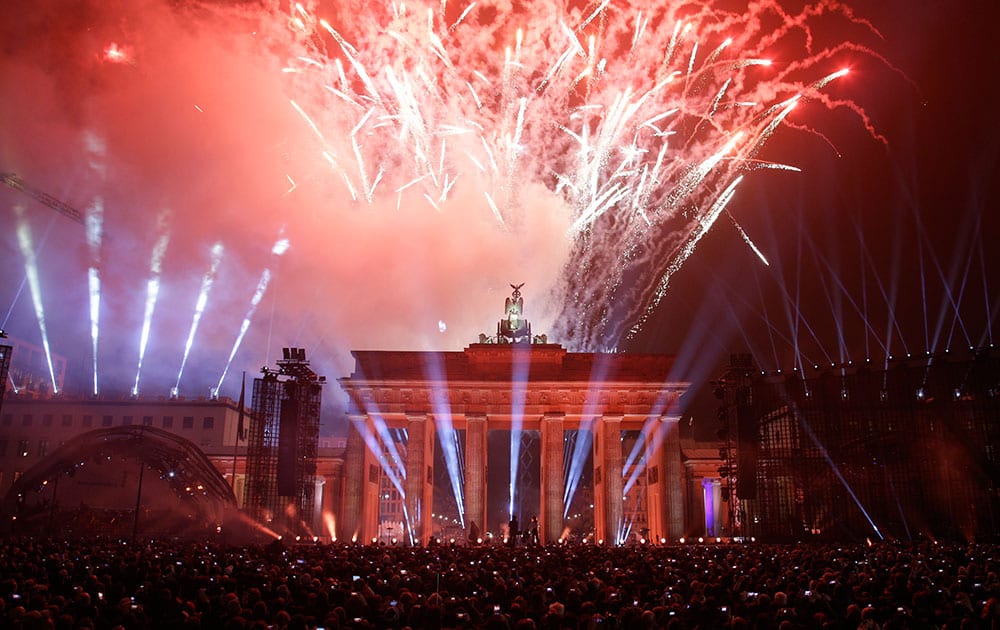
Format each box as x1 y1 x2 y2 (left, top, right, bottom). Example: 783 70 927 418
498 283 531 343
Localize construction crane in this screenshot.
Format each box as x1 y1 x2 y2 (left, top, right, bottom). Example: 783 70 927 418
2 172 85 224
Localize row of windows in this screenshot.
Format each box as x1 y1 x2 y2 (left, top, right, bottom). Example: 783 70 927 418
0 439 50 458
1 414 216 431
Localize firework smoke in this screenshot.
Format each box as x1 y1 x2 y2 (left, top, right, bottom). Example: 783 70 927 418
0 0 883 402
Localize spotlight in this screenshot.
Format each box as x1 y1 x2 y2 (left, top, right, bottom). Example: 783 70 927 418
679 537 685 544
660 537 667 544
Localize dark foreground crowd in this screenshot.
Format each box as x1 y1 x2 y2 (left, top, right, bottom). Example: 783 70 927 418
0 537 998 629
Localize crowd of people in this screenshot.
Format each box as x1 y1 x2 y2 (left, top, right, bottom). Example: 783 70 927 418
0 536 997 629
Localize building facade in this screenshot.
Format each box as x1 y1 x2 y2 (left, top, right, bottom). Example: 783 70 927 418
334 288 730 546
0 393 346 537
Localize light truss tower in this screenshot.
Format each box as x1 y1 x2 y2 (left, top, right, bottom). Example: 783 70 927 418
243 347 324 537
0 332 11 415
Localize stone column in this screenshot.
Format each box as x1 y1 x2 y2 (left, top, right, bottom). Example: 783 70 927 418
593 415 623 544
540 413 565 543
312 478 325 537
359 421 381 544
404 413 434 545
703 478 723 537
320 459 343 541
661 416 685 540
643 419 668 543
464 414 487 541
341 416 366 543
647 416 684 541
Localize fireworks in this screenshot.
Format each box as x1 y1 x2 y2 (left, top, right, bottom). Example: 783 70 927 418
2 0 886 397
279 0 881 350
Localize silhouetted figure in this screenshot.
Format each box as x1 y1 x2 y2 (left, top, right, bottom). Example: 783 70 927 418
508 516 519 546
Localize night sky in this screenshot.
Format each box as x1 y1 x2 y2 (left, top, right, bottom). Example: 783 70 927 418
1 0 997 436
633 1 1000 430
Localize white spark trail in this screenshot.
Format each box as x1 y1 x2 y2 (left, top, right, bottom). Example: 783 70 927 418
14 208 60 393
133 210 171 396
174 242 224 396
85 198 104 396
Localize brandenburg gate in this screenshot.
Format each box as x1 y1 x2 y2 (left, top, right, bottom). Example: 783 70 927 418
339 286 690 545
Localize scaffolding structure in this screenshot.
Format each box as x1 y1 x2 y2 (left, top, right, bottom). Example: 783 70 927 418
0 339 11 416
244 347 324 537
718 350 1000 542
